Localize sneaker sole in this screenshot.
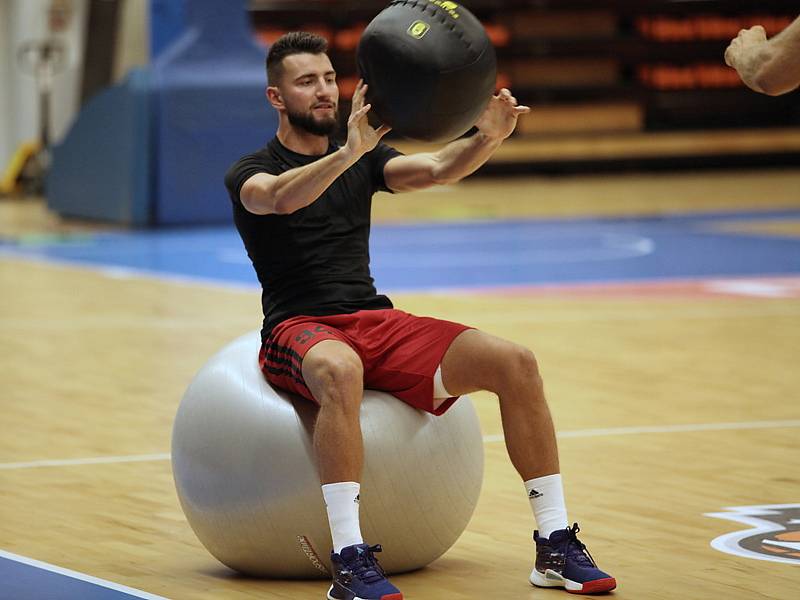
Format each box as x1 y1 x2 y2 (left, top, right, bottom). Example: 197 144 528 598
530 569 617 594
327 584 403 600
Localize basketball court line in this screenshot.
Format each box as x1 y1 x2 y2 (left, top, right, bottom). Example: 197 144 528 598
2 419 798 471
0 549 169 600
487 419 800 442
0 250 260 293
0 453 173 470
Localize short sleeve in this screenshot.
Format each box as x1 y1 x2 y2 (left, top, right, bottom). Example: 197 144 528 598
224 152 278 205
368 142 404 193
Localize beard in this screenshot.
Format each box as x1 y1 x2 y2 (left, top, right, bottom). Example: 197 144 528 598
287 105 339 136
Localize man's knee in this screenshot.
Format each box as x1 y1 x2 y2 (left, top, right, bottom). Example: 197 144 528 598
302 343 364 406
498 343 542 390
511 344 541 378
441 330 543 395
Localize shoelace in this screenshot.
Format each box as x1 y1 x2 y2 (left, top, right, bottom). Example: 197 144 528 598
564 523 599 569
350 544 387 584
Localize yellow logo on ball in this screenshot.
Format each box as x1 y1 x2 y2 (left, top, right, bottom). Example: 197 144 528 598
427 0 460 18
407 20 430 39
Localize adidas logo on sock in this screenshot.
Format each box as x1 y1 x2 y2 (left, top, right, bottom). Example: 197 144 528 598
354 494 360 504
529 488 543 499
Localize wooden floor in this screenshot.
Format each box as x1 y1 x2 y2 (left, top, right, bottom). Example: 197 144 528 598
1 168 800 599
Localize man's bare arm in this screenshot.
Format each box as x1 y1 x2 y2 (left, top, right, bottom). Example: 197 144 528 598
240 80 390 215
240 150 358 215
384 89 528 192
725 17 800 96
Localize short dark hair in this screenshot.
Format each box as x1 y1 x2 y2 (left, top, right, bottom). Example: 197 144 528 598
266 32 329 85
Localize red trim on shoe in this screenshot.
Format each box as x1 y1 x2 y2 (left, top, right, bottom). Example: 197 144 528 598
568 577 617 594
381 594 403 600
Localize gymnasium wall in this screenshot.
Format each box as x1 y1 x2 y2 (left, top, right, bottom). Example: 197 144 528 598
113 0 149 84
46 0 275 225
0 7 10 171
0 0 88 174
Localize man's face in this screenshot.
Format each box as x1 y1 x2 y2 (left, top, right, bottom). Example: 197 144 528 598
274 52 339 136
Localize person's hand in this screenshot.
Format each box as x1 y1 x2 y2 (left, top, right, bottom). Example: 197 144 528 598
724 25 768 71
344 79 391 160
474 88 530 141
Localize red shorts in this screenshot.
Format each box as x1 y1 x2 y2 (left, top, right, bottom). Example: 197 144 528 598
259 308 471 415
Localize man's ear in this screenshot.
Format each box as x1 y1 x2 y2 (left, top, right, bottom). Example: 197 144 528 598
266 86 284 110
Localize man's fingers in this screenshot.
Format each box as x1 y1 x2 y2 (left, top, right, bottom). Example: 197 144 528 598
348 104 369 125
514 105 531 114
351 79 366 112
351 96 362 114
724 45 735 67
356 104 371 121
740 25 767 41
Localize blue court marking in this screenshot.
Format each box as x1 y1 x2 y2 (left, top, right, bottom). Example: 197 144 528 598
0 550 168 600
1 209 799 291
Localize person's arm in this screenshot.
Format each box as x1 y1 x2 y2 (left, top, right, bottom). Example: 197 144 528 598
384 89 529 192
725 17 800 96
240 150 356 215
240 81 390 215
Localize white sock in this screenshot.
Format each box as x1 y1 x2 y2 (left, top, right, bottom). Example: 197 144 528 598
321 481 364 553
525 473 569 538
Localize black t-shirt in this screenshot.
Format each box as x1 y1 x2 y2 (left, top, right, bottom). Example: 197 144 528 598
224 137 403 340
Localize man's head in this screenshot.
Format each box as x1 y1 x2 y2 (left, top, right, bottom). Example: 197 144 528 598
266 32 339 137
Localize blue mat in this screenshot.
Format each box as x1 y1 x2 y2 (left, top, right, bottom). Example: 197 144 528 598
3 210 799 292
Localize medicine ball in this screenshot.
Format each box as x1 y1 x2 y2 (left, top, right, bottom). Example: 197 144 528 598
357 0 497 143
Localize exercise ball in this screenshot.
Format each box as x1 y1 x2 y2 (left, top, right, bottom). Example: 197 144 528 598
357 0 497 142
172 330 484 579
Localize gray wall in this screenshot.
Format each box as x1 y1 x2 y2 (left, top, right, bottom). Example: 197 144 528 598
0 0 87 176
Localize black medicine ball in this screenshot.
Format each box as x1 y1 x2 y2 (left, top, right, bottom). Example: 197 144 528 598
357 0 497 143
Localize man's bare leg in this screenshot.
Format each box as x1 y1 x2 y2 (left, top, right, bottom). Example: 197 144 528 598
440 329 559 479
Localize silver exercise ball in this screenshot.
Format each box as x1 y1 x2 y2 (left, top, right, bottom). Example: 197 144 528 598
172 330 484 579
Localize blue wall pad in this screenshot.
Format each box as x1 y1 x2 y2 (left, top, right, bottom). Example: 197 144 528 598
47 69 151 225
151 0 272 225
48 0 276 226
150 0 187 59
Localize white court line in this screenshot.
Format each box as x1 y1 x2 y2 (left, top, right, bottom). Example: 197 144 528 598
0 549 170 599
0 453 170 470
483 419 800 443
2 420 799 470
0 250 259 293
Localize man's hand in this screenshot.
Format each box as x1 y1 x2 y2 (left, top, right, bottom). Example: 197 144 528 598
724 25 768 71
474 88 530 141
724 25 778 94
344 79 391 161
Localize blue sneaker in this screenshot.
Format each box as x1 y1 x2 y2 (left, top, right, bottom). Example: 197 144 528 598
327 543 402 600
530 523 616 594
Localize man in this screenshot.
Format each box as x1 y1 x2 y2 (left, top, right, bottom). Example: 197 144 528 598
225 32 616 600
725 16 800 95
